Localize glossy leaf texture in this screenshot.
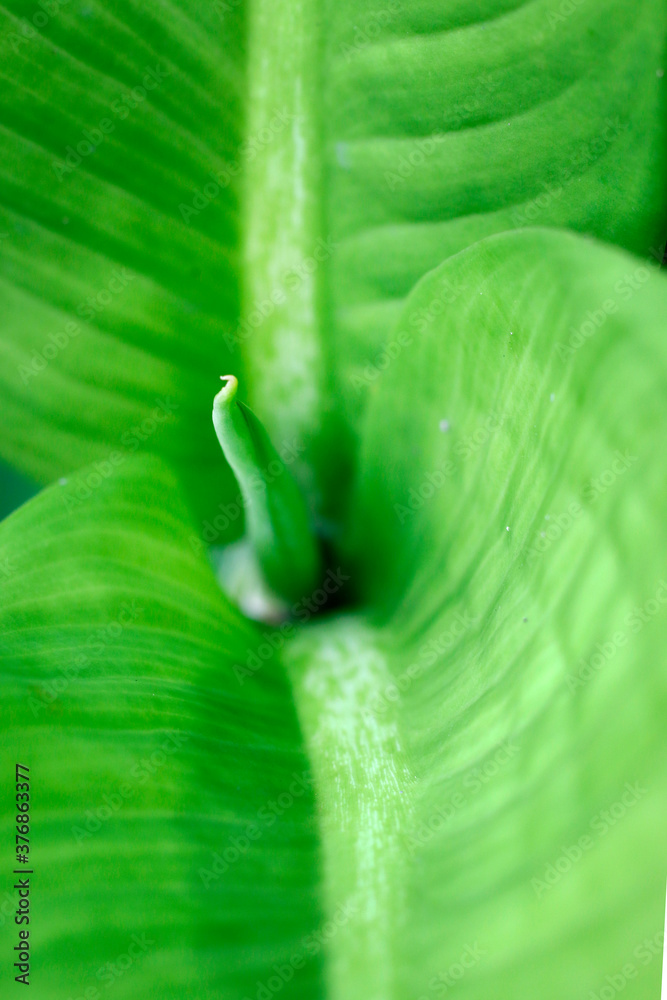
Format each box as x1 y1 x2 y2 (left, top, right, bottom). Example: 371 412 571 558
2 229 667 999
1 0 667 997
0 456 323 999
321 0 667 491
0 1 246 522
321 228 667 999
1 1 666 529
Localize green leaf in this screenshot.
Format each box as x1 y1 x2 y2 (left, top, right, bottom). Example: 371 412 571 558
0 0 246 520
240 0 667 513
2 0 666 523
300 228 667 998
212 374 321 605
0 454 323 999
3 230 667 997
317 1 667 492
2 0 667 995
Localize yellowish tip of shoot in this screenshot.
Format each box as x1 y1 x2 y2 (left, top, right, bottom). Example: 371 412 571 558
213 374 239 411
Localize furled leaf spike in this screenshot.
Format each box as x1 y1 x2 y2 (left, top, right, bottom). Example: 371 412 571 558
213 375 322 606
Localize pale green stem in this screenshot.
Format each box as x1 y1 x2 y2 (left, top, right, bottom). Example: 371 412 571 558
242 0 325 507
286 617 413 1000
212 375 321 605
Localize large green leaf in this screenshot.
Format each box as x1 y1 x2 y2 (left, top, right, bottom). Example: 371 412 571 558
319 2 667 491
239 0 667 513
1 0 666 526
0 455 323 998
312 228 666 998
2 0 667 995
317 0 667 496
2 230 667 998
0 0 246 520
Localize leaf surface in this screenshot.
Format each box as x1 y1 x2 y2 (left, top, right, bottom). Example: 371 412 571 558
319 0 667 478
0 1 246 519
2 230 667 999
299 228 667 999
1 0 666 520
0 454 323 998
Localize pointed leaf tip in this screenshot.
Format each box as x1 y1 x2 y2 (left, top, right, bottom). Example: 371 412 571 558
212 376 322 611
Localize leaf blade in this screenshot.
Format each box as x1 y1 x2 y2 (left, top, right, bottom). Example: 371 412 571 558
0 453 323 999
